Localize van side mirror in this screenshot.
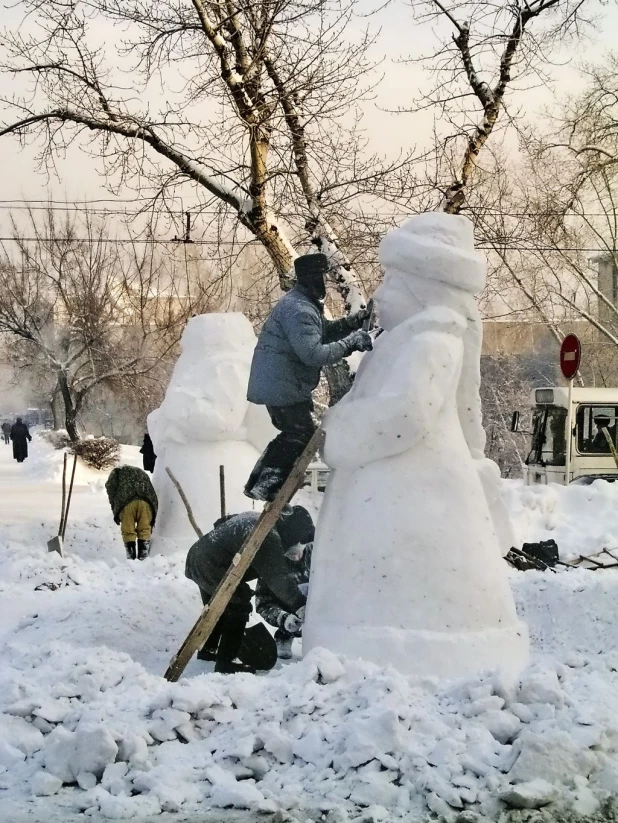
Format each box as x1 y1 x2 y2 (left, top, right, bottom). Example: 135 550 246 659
511 411 520 433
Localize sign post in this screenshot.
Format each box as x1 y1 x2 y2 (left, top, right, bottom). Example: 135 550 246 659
560 334 581 484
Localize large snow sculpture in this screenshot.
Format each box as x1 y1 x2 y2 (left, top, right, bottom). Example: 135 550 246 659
303 213 528 679
148 313 274 551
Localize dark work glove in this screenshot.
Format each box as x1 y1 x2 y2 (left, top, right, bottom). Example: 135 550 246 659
346 306 372 330
345 329 373 354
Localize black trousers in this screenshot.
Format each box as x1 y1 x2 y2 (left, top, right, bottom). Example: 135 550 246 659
200 585 251 662
246 402 316 495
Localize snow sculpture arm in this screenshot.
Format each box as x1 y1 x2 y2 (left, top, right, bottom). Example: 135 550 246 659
324 330 463 469
280 304 353 368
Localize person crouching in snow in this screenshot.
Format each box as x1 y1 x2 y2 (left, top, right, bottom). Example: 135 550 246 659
255 541 312 660
185 505 314 674
105 465 158 560
244 252 373 502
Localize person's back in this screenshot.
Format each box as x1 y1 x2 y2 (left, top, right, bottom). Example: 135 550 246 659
105 465 158 560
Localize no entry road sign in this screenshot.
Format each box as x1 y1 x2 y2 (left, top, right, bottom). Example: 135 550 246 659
560 334 581 381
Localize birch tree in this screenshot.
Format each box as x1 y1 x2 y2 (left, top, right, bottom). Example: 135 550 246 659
0 0 417 312
409 0 598 213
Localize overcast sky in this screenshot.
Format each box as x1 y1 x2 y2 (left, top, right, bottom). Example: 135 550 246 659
1 0 616 219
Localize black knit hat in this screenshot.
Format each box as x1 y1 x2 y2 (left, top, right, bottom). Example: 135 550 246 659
294 253 329 280
277 505 315 548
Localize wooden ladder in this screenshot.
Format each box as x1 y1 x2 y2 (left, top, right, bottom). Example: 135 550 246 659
164 427 325 682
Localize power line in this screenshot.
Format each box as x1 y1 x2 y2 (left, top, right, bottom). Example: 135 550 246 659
0 237 254 246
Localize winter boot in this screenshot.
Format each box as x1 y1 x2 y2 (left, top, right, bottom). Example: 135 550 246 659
244 468 285 502
137 539 151 560
275 631 294 660
214 659 256 675
124 541 137 560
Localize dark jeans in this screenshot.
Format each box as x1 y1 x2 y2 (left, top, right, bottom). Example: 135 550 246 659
245 402 316 496
199 585 251 662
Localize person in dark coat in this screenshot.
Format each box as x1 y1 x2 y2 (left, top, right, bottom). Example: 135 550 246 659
140 432 157 473
245 253 373 501
10 418 32 463
255 542 312 660
185 505 314 674
105 465 158 560
1 421 11 445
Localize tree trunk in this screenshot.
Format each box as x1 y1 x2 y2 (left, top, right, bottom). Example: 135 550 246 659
57 371 80 442
50 381 63 430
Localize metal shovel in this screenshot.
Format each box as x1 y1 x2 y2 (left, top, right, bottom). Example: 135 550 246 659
48 452 77 555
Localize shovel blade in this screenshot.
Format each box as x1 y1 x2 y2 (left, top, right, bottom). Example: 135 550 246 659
47 535 64 556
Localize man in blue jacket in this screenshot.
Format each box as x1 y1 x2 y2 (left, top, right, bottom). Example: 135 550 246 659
245 253 372 502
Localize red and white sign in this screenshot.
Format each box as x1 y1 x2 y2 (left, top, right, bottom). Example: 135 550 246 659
560 334 581 380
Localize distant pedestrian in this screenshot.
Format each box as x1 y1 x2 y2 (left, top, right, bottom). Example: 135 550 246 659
10 418 32 463
140 431 157 473
105 465 158 560
1 421 11 445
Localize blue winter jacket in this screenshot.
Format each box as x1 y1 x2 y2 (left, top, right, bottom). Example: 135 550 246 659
247 285 355 407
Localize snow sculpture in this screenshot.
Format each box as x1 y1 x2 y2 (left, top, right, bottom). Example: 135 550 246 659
148 313 274 552
303 213 528 679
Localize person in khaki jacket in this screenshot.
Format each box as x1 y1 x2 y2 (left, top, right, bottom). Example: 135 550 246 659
105 465 158 560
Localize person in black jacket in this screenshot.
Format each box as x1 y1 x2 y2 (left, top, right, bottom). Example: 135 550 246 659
140 432 157 473
10 418 32 463
255 542 312 660
185 505 314 674
2 421 11 445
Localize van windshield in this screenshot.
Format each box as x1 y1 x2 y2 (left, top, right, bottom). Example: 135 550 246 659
526 406 567 466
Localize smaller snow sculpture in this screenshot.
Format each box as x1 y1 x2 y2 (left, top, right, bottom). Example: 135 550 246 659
303 213 528 679
148 314 274 552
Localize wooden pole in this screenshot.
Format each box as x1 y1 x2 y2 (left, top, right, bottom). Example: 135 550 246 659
165 467 203 538
61 454 78 541
219 465 226 519
164 427 324 682
59 452 68 536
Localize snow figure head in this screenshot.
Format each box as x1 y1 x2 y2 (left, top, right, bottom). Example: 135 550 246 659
149 313 262 445
375 212 485 331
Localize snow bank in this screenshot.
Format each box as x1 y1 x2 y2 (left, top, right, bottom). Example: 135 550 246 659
504 478 618 560
3 622 618 821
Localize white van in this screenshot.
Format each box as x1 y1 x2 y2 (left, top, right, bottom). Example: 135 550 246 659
518 386 618 485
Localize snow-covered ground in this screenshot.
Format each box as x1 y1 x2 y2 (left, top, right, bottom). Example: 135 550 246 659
3 436 618 821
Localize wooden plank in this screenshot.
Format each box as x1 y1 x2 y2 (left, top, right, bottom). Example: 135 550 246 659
164 427 324 682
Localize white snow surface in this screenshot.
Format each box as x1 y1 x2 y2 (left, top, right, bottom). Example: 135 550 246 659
4 436 618 820
504 477 618 561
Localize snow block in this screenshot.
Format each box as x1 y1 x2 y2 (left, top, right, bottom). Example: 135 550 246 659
148 313 275 548
304 213 528 679
500 779 557 809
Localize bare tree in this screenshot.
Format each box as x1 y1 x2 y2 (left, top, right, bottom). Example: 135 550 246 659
0 208 218 439
0 0 418 311
408 0 598 213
